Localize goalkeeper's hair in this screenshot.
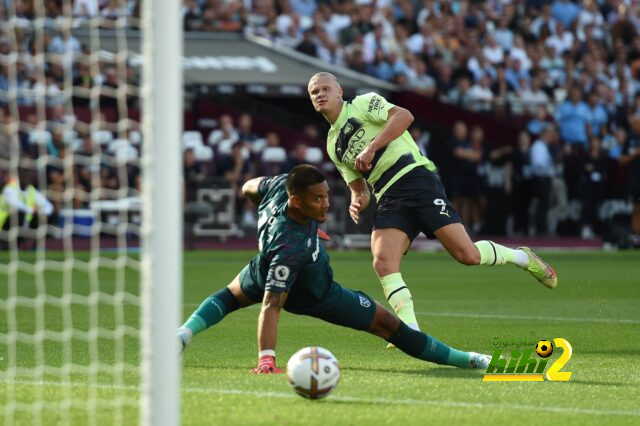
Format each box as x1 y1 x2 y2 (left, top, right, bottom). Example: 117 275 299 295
286 164 326 195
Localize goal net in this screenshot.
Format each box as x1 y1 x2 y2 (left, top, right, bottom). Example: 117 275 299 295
0 1 182 425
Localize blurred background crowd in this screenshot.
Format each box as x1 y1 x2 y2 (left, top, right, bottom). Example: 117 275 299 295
0 0 639 246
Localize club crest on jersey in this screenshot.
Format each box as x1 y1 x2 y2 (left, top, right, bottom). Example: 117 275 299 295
274 265 290 281
358 295 371 308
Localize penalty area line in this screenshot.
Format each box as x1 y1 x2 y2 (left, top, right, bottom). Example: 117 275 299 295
415 311 640 325
4 379 640 418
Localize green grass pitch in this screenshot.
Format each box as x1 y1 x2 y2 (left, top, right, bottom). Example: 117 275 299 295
1 250 639 425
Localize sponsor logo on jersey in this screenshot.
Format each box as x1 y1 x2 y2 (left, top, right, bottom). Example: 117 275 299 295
358 295 371 308
367 95 382 114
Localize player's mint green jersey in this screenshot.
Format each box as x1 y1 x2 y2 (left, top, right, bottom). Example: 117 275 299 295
254 175 331 296
326 92 436 200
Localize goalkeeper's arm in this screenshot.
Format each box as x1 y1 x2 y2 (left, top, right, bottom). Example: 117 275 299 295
251 290 288 374
242 176 265 205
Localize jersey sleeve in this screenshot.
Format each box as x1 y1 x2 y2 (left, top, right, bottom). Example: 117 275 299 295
264 239 307 293
258 174 287 199
335 158 362 184
354 92 395 124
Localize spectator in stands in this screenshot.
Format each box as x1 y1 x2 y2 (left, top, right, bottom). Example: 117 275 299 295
446 75 472 108
410 126 430 157
72 61 94 107
0 167 54 236
580 136 608 239
208 114 238 153
184 148 206 203
284 143 308 173
530 126 557 235
586 89 609 139
621 116 640 246
526 105 553 137
467 73 494 111
296 29 317 57
217 141 252 187
511 131 532 235
513 72 550 115
216 140 256 228
447 121 482 231
555 85 590 149
236 113 259 144
183 0 202 31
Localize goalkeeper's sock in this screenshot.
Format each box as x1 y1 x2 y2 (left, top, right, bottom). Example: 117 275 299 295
386 322 473 368
181 287 240 338
380 273 419 330
474 240 529 268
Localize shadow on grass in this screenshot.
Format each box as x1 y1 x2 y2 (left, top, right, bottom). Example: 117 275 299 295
342 366 483 379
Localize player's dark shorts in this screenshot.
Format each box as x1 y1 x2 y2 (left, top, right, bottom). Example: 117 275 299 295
238 263 376 331
374 166 462 241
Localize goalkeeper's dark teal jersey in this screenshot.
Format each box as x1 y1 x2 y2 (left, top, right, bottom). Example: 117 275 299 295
254 175 332 295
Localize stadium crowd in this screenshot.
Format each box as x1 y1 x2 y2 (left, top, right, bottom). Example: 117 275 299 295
0 0 639 243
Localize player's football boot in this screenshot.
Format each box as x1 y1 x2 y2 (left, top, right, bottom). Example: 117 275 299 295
517 246 557 289
468 352 492 369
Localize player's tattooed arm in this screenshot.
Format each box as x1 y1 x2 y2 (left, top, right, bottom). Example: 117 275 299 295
242 176 266 205
257 290 289 352
347 178 370 224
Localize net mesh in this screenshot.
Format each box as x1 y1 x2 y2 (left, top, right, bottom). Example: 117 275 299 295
1 1 143 424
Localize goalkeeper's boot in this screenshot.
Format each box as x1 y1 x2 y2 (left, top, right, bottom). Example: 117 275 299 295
517 247 557 289
468 352 492 369
178 328 192 353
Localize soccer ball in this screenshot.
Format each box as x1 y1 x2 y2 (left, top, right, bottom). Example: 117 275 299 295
536 340 553 358
286 346 340 400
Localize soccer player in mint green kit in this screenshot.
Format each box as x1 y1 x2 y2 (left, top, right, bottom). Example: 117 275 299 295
308 72 557 339
178 165 492 373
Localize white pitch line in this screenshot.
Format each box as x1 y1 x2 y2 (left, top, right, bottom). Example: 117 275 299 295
415 311 640 325
3 379 640 418
181 304 640 324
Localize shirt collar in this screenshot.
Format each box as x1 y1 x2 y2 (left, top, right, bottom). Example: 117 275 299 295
330 101 348 130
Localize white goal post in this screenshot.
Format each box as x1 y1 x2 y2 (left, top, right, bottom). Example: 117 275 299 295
141 0 183 425
0 0 183 424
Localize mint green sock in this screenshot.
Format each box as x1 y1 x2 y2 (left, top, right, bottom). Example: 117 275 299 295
387 323 473 368
474 240 516 265
446 348 471 368
182 287 240 337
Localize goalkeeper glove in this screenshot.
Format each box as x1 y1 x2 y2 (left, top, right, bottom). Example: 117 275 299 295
250 355 283 374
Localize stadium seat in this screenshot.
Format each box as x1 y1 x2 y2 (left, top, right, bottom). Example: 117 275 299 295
249 138 267 153
304 147 323 164
114 145 138 164
129 130 142 145
261 146 287 175
194 145 214 162
108 138 133 154
28 130 52 146
92 130 114 145
182 131 203 146
261 146 287 163
183 138 203 151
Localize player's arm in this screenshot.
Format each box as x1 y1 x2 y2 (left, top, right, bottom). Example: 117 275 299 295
242 176 266 205
252 290 288 374
347 178 370 225
355 106 414 172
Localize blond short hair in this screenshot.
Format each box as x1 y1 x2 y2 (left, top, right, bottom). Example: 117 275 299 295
309 72 339 85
